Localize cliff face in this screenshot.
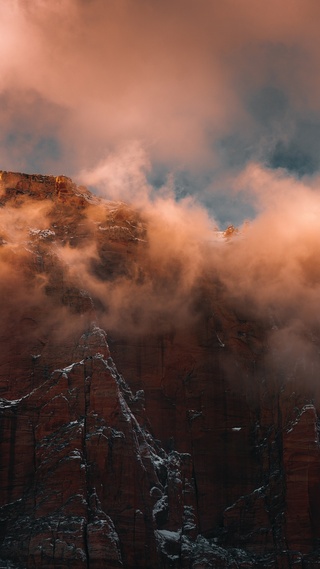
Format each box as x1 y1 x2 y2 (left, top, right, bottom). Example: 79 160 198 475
0 171 320 568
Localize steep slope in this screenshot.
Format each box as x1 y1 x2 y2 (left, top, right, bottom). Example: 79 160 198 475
0 171 320 568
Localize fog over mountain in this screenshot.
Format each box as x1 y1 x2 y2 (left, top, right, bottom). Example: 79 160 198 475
2 2 320 567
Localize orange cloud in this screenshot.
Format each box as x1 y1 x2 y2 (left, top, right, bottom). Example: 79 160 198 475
1 0 320 180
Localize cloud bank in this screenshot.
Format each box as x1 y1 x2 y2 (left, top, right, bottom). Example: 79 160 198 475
1 0 320 223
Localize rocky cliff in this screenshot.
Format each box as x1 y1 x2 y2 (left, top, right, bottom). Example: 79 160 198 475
0 171 320 568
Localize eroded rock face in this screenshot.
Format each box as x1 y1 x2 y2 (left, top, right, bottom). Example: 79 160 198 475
0 171 320 568
0 324 254 569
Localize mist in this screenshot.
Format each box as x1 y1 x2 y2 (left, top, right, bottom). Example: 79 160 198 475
1 163 320 396
1 1 320 395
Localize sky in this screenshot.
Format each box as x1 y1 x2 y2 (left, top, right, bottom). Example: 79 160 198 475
1 0 320 225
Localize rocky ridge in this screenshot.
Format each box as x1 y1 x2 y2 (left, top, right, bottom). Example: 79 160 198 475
0 171 320 568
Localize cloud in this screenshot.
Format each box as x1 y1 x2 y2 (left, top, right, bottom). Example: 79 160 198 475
2 161 320 397
2 1 320 415
78 141 153 204
202 164 320 388
1 0 320 223
53 159 320 374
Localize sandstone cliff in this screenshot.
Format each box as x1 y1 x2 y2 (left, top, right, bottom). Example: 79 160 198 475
0 171 320 568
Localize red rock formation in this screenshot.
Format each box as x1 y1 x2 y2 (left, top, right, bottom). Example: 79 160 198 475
0 171 320 568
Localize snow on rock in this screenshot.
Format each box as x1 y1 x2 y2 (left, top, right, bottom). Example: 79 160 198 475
29 228 56 239
0 324 204 568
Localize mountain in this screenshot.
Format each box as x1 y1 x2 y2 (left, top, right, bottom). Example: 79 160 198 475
0 171 320 568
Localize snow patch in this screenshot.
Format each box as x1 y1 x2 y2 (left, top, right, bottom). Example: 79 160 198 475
156 529 181 541
285 404 317 434
29 228 55 239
